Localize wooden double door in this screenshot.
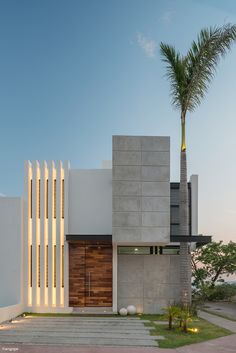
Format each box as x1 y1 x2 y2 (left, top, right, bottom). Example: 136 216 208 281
69 241 112 307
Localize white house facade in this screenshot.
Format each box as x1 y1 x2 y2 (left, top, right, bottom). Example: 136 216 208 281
0 135 211 321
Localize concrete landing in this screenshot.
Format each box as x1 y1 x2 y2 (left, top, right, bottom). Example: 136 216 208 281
72 307 113 314
0 316 161 347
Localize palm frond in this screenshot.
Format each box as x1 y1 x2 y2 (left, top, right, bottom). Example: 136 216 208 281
160 43 188 111
184 24 236 113
160 23 236 115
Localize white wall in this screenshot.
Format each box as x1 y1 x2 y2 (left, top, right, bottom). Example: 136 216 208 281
0 303 24 324
68 169 112 235
0 197 23 307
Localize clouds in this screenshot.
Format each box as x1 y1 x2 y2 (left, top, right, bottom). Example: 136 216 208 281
136 33 157 59
160 10 174 25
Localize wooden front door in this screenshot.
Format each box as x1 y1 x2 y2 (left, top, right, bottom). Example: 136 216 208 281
69 242 112 307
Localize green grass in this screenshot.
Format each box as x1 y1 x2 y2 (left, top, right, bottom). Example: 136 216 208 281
139 315 232 348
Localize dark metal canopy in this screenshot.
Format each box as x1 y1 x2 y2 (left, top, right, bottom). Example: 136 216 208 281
66 234 112 242
170 235 212 245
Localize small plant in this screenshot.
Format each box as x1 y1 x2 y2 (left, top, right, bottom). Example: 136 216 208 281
163 304 181 330
178 306 192 333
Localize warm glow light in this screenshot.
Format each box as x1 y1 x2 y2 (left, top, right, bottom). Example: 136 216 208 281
189 328 199 333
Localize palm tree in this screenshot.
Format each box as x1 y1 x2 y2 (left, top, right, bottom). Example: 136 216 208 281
160 24 236 305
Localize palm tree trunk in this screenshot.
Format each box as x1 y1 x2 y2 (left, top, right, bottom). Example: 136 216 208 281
179 116 191 305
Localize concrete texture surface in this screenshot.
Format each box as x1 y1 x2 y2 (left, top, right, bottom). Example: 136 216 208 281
117 254 180 313
0 316 161 347
199 310 236 333
202 301 236 321
0 333 235 353
112 136 170 245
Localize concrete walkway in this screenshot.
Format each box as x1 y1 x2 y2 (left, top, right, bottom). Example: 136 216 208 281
202 301 236 321
0 316 162 347
198 310 236 333
0 335 236 353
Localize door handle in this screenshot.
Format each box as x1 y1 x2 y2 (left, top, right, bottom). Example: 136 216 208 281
89 272 91 297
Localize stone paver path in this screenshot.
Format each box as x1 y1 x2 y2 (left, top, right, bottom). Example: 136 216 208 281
0 335 236 353
0 316 162 347
198 310 236 333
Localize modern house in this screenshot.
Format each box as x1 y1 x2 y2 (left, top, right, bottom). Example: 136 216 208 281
0 135 210 321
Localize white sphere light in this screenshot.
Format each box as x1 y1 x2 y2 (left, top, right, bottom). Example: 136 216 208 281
119 308 128 316
127 305 137 315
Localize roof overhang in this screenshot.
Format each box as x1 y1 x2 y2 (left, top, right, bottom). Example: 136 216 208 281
66 234 112 242
170 235 212 246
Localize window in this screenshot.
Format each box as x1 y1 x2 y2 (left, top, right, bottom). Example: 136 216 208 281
53 245 56 287
118 247 152 255
162 246 180 255
29 245 32 287
118 246 180 255
62 179 64 219
61 245 64 288
46 245 48 288
53 179 56 218
38 245 40 287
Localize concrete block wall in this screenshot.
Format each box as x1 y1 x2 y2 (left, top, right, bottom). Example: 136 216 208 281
117 254 180 313
112 136 170 244
0 197 23 307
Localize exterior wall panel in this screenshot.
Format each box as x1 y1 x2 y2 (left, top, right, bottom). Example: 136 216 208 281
112 136 170 245
117 254 180 313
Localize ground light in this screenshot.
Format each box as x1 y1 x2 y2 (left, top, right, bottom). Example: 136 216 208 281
188 328 199 333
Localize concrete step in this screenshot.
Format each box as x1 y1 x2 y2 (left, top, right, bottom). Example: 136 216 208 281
0 335 158 347
2 326 151 333
22 317 145 322
0 316 160 347
0 330 161 340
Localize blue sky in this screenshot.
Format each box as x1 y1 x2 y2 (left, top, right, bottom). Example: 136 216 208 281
1 0 236 242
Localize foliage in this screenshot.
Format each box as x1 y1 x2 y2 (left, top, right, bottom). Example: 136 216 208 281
163 304 181 329
207 283 236 301
177 306 192 332
192 241 236 289
140 314 232 348
160 24 236 306
160 24 236 118
163 304 194 332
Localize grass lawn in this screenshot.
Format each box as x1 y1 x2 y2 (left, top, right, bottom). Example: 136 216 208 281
139 314 232 348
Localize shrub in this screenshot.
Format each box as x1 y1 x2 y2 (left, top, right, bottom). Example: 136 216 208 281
177 306 192 332
207 283 236 301
163 305 181 330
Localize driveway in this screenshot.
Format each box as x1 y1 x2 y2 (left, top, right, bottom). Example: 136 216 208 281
0 334 236 353
0 316 161 347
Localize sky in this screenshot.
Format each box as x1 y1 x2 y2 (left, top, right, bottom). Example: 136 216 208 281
0 0 236 243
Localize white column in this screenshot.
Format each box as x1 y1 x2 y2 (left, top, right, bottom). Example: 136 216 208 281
32 161 40 308
63 161 70 308
48 161 55 307
112 243 117 313
40 161 47 307
24 161 32 309
56 161 62 307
